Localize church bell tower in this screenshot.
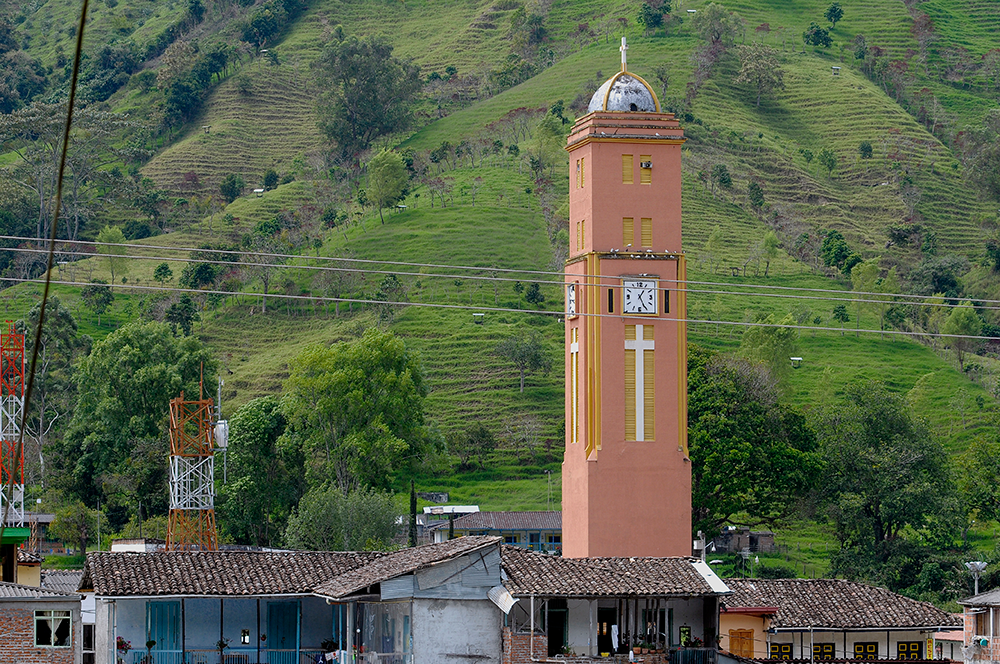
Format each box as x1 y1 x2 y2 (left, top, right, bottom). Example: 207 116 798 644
562 39 691 558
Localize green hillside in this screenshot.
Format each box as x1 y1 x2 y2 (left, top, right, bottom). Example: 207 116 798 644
2 0 1000 575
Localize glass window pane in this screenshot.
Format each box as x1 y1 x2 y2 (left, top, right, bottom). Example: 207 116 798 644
54 618 71 646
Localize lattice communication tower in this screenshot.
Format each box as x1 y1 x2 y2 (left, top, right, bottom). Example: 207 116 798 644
0 322 25 527
166 391 218 551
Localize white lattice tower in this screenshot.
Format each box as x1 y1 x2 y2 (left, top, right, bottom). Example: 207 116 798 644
166 392 218 551
0 322 25 527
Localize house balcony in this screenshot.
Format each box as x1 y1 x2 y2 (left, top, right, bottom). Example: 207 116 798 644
125 649 335 664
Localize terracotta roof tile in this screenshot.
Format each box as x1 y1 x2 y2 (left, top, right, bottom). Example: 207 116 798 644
315 536 500 599
723 579 960 629
82 550 380 596
454 512 562 531
502 546 722 597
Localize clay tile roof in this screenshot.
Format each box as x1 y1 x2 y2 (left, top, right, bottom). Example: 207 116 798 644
454 511 562 531
17 549 42 564
501 546 722 597
723 579 961 630
315 536 501 600
0 581 79 599
81 550 381 597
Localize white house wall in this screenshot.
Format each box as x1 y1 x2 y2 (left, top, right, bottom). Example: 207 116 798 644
768 629 934 659
412 597 501 663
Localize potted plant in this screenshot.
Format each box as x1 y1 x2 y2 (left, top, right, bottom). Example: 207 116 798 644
116 637 132 664
217 637 231 662
142 640 156 664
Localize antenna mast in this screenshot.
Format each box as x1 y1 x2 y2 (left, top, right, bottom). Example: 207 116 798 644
166 391 218 551
0 322 25 527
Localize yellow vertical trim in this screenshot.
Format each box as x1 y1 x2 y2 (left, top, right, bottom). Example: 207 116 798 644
677 255 689 456
644 347 655 440
576 221 582 252
575 159 580 188
623 217 634 247
581 220 585 251
581 156 585 187
585 254 602 459
640 155 652 185
622 154 633 185
641 218 652 247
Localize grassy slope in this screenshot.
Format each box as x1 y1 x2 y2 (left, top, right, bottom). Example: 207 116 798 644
4 1 999 542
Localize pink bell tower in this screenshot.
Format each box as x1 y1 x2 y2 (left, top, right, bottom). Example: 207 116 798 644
562 39 691 558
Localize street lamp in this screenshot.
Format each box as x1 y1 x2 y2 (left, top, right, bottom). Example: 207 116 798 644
966 561 988 596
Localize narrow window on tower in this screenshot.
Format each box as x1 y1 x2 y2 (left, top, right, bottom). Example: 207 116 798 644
581 157 585 187
664 288 670 314
575 159 581 188
640 155 652 184
581 220 585 250
623 217 634 247
576 221 583 252
624 325 636 440
641 218 652 247
622 154 634 184
608 288 614 313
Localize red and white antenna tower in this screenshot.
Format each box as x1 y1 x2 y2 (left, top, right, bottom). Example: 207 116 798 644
0 322 25 526
165 390 218 551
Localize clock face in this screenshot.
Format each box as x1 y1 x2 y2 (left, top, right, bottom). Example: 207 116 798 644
623 279 657 314
566 283 577 316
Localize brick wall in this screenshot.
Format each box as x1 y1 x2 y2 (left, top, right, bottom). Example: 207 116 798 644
503 626 548 663
0 607 77 664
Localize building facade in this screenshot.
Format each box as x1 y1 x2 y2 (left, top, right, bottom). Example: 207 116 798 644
563 40 691 558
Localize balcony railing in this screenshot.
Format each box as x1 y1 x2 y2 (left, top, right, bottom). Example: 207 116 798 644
127 649 327 664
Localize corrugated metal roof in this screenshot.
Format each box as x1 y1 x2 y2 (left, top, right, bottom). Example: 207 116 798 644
453 511 561 531
0 581 79 599
42 570 84 594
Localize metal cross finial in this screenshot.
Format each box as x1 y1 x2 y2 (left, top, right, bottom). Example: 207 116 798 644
620 36 628 71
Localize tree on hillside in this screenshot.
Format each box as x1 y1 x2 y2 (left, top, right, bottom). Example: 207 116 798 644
688 347 821 535
494 333 552 393
315 33 422 161
219 174 244 204
940 300 982 370
638 2 670 36
50 500 97 555
832 304 850 334
692 3 742 46
960 418 1000 523
217 396 301 547
449 423 498 470
818 148 837 176
17 298 89 486
284 485 398 551
57 321 216 526
96 225 129 286
803 22 833 48
858 140 873 159
703 225 724 274
819 380 956 587
282 329 428 492
80 280 114 326
824 3 844 28
153 263 173 284
367 150 407 224
262 169 279 191
760 230 780 277
733 43 785 108
164 295 200 336
960 109 1000 203
738 313 798 385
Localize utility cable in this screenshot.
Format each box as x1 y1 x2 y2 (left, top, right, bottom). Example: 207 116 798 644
0 0 89 556
1 275 996 342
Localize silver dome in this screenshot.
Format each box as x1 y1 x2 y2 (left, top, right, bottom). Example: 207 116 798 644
588 72 659 113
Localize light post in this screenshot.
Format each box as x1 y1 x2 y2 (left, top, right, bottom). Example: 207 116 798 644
966 561 988 596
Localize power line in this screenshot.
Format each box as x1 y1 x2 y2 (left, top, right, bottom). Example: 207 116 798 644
1 275 996 343
2 238 996 310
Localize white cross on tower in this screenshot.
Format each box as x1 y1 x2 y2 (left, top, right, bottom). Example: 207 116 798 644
620 36 628 72
570 328 579 444
624 324 654 440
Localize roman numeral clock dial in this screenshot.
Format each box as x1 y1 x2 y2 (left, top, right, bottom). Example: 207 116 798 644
623 279 658 315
